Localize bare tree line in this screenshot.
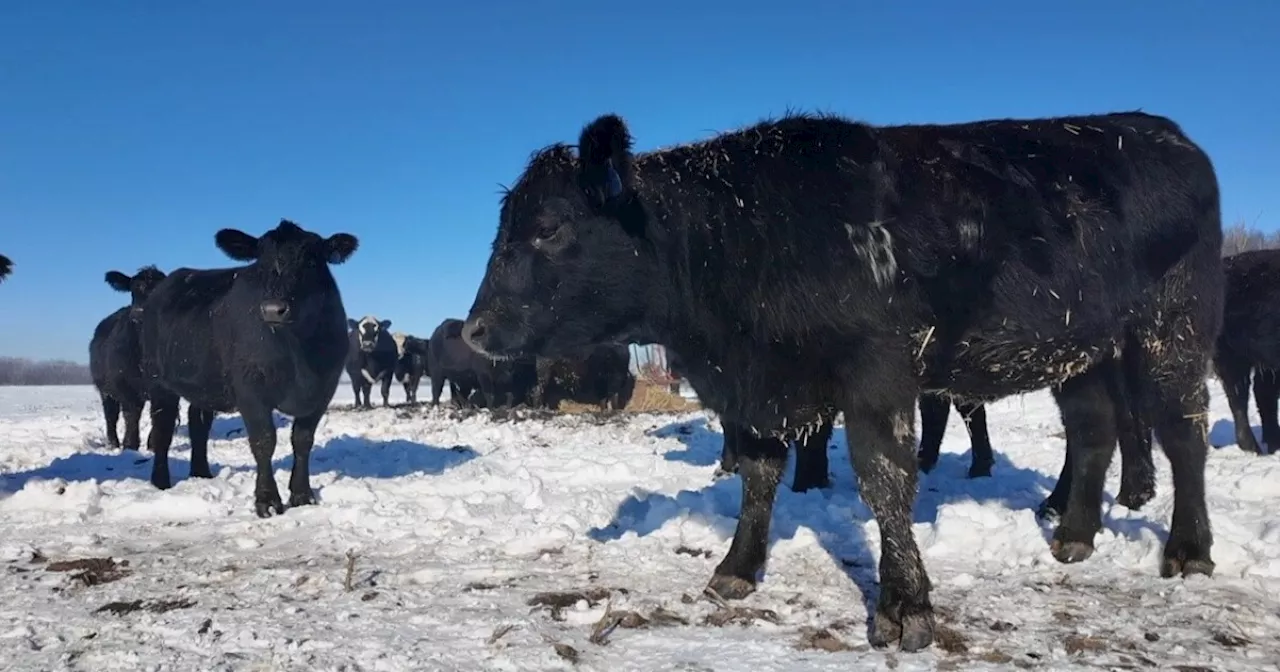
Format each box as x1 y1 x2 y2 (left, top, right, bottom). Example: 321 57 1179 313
0 357 92 386
1222 221 1280 256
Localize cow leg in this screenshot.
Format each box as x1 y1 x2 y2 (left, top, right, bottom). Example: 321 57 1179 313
957 402 994 479
1114 356 1156 510
120 398 145 451
1215 351 1262 454
350 379 361 409
848 401 934 652
380 373 392 407
101 393 122 449
791 416 832 492
716 420 739 477
916 393 948 473
146 390 181 490
287 410 323 507
707 425 787 599
240 401 284 517
1252 368 1280 454
187 406 215 479
1047 364 1119 564
431 375 445 406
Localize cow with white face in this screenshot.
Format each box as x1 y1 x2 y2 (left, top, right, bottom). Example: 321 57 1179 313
344 315 398 408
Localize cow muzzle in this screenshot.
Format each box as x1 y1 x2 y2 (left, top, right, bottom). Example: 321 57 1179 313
259 299 292 324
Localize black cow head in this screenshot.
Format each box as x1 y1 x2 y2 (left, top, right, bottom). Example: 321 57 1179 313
105 265 168 321
462 114 657 360
347 316 391 352
0 254 12 284
216 219 358 325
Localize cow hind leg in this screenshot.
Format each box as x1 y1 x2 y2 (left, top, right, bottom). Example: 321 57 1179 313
707 425 788 600
1252 368 1280 454
146 390 181 490
1114 354 1157 510
716 420 740 477
1215 351 1262 454
101 393 121 449
915 394 948 473
1048 363 1121 564
791 416 833 492
957 402 994 479
187 406 215 479
287 410 324 508
847 400 934 652
120 399 145 451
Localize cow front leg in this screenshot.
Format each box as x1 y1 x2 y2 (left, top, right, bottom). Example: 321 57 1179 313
848 401 935 652
706 425 787 599
287 410 324 507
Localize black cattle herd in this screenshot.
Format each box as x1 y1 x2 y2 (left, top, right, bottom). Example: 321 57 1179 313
2 108 1280 653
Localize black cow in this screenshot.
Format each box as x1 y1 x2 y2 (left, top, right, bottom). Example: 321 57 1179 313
88 266 168 450
394 335 431 404
536 344 636 410
0 254 12 283
428 318 484 407
481 355 539 409
138 219 358 517
345 315 397 408
461 111 1223 652
1213 249 1280 455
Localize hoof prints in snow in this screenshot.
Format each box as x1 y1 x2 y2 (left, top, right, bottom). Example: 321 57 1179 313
1 383 1280 670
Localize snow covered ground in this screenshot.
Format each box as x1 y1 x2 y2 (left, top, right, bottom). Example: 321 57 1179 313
1 381 1279 671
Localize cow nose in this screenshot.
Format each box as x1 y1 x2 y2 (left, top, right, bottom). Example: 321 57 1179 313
260 299 291 323
461 317 487 353
128 306 145 321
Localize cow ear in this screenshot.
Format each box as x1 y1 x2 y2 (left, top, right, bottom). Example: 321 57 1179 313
347 318 358 330
380 319 392 330
577 114 634 208
325 233 359 264
215 229 260 261
105 271 132 292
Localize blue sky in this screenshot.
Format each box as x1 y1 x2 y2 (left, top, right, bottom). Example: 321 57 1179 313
1 1 1276 362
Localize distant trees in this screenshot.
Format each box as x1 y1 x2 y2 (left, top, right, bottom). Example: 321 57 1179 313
0 357 92 386
1222 221 1280 257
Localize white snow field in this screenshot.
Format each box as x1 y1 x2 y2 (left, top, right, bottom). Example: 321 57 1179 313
1 381 1279 672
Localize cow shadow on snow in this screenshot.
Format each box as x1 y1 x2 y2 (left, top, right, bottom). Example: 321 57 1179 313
1207 418 1264 450
0 419 476 496
590 416 1172 630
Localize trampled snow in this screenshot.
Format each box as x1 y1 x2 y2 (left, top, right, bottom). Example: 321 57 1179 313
1 381 1279 671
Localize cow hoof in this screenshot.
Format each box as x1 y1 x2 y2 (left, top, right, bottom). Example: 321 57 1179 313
967 463 993 479
121 444 140 452
791 477 830 493
870 606 935 652
1049 539 1094 564
255 499 286 518
289 491 317 507
1116 484 1155 511
150 476 172 490
916 456 937 474
1161 556 1215 579
712 467 737 481
705 574 755 600
190 466 214 479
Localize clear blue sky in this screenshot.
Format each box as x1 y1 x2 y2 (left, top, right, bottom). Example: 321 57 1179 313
1 1 1275 362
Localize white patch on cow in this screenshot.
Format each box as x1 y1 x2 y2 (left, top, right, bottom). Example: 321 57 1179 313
845 220 898 287
957 218 982 250
391 331 407 357
361 368 377 384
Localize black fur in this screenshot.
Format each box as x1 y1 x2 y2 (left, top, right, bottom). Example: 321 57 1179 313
428 318 536 409
88 266 168 450
138 219 358 518
463 110 1224 652
344 316 397 408
1214 249 1280 455
394 335 431 404
0 254 12 283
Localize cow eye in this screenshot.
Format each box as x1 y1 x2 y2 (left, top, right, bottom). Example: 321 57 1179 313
534 220 561 242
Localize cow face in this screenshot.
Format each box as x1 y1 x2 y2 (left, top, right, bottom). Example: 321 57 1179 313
216 219 358 325
105 265 168 321
347 316 391 352
463 115 657 360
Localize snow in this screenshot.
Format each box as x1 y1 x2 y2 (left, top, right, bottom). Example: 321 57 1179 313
1 381 1279 671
